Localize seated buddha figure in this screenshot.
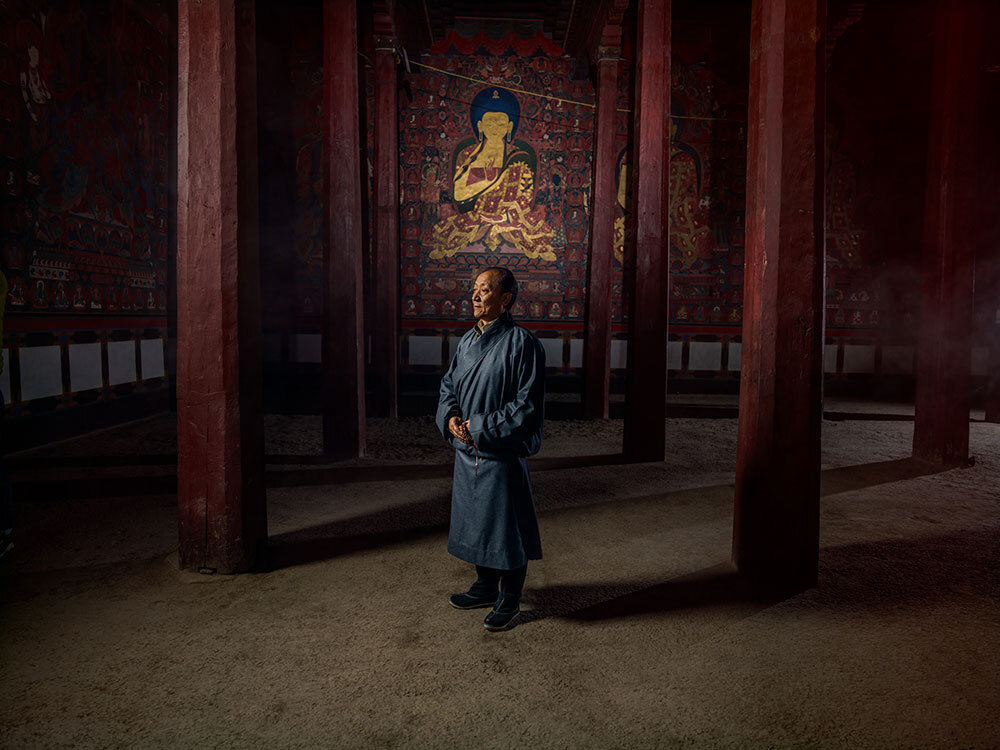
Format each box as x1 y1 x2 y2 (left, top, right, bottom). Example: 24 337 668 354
428 87 556 261
668 115 715 268
613 148 629 265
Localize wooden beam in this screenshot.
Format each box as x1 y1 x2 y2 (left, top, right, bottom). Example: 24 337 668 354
176 0 266 573
323 0 366 456
373 0 431 63
564 0 630 63
370 36 400 418
912 0 985 464
622 0 670 461
732 0 826 594
583 49 619 420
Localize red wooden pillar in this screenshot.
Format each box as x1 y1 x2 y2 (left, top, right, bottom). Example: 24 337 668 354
323 0 366 457
913 0 986 461
583 49 620 420
732 0 825 593
176 0 266 573
370 36 400 418
622 0 670 461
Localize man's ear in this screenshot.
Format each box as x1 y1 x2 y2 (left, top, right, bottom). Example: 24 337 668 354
502 292 513 310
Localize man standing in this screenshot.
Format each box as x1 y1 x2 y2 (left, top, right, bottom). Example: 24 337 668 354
436 267 545 631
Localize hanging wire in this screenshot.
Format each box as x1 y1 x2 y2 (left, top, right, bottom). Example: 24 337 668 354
409 59 743 123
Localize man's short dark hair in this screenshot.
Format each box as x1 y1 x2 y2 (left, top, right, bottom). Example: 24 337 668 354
484 267 518 310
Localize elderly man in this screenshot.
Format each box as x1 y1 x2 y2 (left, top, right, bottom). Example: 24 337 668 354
436 267 545 632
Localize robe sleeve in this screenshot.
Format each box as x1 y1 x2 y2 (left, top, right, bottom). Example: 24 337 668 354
466 334 545 456
436 349 462 443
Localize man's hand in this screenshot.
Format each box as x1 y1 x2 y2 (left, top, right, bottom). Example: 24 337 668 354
448 416 473 445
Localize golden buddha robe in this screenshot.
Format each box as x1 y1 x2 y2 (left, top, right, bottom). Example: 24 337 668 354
429 139 556 261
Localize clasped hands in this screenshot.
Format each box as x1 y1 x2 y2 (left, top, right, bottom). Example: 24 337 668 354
448 416 474 446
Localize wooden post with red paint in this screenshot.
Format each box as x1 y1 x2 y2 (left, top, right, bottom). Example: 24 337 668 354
323 0 366 457
583 49 620 420
913 0 986 462
176 0 266 573
622 0 670 461
732 0 826 593
370 35 400 418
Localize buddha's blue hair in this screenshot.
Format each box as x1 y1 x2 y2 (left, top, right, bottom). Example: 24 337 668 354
470 87 521 140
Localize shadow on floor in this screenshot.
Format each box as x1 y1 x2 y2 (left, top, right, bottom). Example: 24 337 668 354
823 411 914 422
265 497 452 570
12 453 946 507
11 474 176 501
518 525 999 627
820 457 950 497
265 480 733 571
264 453 628 488
520 562 776 625
265 455 960 571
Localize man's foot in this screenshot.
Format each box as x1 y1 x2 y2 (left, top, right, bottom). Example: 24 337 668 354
449 592 497 610
483 607 520 632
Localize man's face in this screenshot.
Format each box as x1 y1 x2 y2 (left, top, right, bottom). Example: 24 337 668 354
472 271 512 322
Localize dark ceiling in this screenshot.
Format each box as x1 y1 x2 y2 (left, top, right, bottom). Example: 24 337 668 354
422 0 580 47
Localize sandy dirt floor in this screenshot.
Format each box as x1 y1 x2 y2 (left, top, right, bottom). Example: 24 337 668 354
1 396 998 748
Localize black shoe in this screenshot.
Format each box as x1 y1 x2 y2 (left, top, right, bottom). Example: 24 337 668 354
483 607 520 632
449 592 497 610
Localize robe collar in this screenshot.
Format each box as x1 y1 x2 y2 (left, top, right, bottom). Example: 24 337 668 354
473 310 514 343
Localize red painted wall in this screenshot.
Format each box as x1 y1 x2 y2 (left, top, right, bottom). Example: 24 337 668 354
0 0 171 426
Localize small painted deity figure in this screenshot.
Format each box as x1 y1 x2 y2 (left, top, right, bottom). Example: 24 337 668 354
20 42 51 123
613 148 629 264
429 88 555 261
668 112 715 268
613 112 716 268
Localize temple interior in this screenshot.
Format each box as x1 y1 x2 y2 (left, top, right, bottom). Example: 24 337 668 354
1 0 998 746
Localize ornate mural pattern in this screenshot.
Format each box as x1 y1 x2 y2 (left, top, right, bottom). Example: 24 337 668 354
400 27 593 323
0 0 169 319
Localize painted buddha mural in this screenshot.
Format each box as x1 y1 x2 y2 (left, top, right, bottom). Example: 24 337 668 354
612 106 715 268
613 147 629 264
428 87 556 261
668 107 716 268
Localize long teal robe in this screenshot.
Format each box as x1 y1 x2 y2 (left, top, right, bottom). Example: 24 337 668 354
436 311 544 569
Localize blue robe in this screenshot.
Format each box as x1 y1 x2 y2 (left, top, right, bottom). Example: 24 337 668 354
436 311 544 569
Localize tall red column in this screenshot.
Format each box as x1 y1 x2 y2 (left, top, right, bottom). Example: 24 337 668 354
913 0 986 462
323 0 366 457
732 0 825 593
583 50 620 420
370 37 400 418
622 0 670 461
176 0 266 573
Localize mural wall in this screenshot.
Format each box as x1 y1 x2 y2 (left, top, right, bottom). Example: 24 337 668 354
610 22 750 330
397 17 753 381
0 0 170 423
263 6 986 392
399 21 593 326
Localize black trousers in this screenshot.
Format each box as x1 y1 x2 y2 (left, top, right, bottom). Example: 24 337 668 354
468 564 527 613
